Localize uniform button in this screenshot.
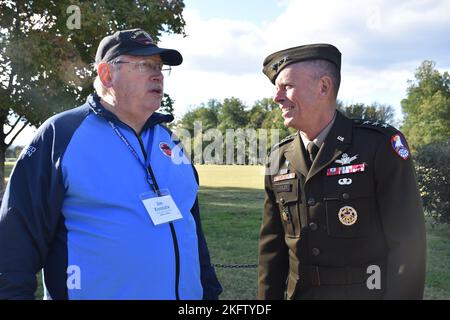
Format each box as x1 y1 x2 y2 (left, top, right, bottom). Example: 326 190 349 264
342 193 350 200
309 222 318 231
307 197 316 206
280 197 285 204
311 248 321 256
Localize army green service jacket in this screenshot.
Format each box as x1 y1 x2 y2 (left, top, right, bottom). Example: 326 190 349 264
258 111 426 300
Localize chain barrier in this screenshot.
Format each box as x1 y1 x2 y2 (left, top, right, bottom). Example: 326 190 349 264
213 263 257 269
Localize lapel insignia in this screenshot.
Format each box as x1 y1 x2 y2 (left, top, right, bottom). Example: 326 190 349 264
391 134 410 160
335 153 358 165
327 163 366 176
338 206 358 226
274 172 296 182
337 136 345 142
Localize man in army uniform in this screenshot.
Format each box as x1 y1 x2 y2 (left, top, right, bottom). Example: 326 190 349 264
257 44 426 300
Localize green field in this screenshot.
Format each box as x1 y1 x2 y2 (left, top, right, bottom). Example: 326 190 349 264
3 163 450 299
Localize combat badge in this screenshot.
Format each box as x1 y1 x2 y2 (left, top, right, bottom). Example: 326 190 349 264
391 134 410 160
338 206 358 226
335 153 358 165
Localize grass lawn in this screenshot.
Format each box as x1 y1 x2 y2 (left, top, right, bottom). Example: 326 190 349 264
2 163 449 299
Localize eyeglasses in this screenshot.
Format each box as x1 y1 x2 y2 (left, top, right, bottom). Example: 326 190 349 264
111 60 171 77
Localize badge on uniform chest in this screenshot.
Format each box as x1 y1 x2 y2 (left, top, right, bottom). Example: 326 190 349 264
274 183 292 193
338 206 358 226
274 161 294 182
274 172 296 182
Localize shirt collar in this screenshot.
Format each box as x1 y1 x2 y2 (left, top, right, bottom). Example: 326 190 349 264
299 111 337 150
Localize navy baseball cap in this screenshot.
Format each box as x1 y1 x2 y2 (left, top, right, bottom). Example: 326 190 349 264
95 28 183 66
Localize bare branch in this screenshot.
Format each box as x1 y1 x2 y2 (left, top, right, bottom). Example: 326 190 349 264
6 120 29 148
5 115 22 136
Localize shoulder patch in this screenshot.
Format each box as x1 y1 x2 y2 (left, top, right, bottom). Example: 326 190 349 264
271 133 296 151
390 133 410 160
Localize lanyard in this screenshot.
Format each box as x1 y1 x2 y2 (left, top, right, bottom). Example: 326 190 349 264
107 120 160 195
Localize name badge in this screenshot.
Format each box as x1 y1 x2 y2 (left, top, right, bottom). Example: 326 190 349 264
140 189 183 225
274 172 296 182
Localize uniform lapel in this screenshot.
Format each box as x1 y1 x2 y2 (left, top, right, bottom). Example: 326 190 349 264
284 132 309 178
306 111 353 182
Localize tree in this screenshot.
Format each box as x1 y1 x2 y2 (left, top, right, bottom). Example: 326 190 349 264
248 98 277 129
217 97 248 132
177 99 221 135
337 101 396 125
0 0 186 191
401 60 450 151
160 93 175 116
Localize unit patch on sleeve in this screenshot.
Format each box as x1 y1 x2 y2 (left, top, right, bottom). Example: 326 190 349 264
391 134 410 160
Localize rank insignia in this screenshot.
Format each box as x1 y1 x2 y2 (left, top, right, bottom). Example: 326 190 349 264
274 172 296 182
338 206 358 226
391 134 410 160
335 153 358 165
159 142 173 157
327 163 366 176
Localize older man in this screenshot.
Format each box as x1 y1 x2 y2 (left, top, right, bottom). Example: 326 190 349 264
258 44 426 300
0 28 221 300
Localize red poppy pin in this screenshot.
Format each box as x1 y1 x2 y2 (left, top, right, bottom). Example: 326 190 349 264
159 142 173 158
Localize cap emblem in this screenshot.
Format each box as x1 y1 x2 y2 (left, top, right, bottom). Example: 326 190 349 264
130 30 154 45
271 56 289 72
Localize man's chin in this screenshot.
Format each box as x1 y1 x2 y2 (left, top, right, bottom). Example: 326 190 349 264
283 117 294 128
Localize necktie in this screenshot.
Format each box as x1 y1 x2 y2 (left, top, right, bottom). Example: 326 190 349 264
307 141 319 166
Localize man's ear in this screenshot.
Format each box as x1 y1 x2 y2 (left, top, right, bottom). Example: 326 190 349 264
97 62 114 88
319 76 333 97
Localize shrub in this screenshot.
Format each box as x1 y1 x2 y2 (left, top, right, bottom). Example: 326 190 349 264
414 140 450 225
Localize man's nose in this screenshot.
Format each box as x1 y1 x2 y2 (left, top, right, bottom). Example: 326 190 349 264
273 89 285 104
150 72 163 82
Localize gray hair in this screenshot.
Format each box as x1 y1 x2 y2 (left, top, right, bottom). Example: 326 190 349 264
302 59 341 98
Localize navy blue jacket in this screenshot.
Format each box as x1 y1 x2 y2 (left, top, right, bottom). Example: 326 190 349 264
0 93 222 299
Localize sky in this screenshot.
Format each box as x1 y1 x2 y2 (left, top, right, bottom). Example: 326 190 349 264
11 0 450 146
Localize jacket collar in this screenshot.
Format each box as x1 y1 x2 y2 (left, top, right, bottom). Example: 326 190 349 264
283 110 353 182
86 93 174 131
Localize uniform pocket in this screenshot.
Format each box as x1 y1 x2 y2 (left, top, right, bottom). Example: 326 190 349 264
274 181 301 238
323 171 379 238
